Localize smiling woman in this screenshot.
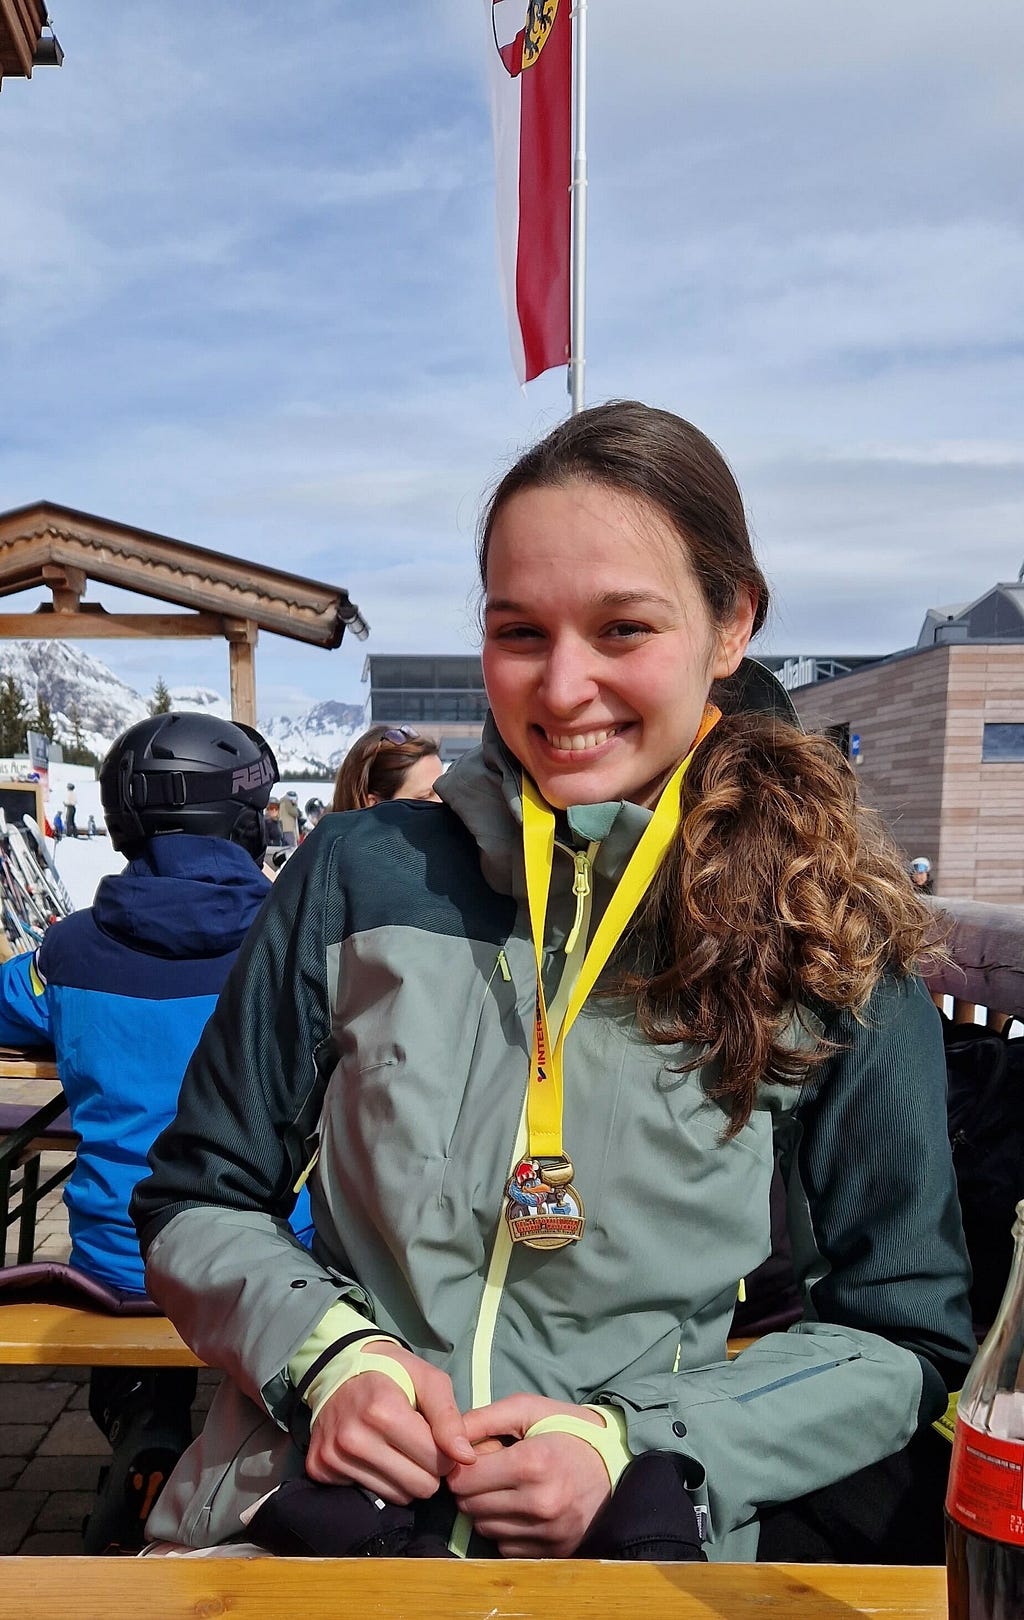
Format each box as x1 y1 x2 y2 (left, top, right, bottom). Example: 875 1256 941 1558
132 401 974 1568
481 481 755 810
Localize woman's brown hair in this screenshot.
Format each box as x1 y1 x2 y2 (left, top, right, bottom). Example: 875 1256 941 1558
332 726 441 812
479 401 938 1133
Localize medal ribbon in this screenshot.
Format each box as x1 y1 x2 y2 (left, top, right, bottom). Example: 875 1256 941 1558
521 705 721 1160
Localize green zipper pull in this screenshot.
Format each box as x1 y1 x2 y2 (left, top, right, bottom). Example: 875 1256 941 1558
563 850 592 954
293 1145 320 1194
496 948 512 982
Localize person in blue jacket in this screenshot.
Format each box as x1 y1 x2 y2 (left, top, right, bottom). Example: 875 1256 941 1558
0 710 311 1553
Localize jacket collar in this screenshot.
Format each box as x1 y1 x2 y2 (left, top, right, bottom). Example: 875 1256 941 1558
437 714 658 899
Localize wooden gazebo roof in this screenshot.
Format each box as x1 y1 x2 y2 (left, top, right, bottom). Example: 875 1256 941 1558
0 1 50 89
0 501 368 723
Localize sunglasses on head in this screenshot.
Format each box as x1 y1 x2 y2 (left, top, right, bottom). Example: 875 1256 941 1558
379 726 419 745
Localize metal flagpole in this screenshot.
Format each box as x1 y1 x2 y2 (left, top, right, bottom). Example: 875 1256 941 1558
568 0 588 414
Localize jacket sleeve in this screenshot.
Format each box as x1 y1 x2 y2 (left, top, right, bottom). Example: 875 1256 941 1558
592 974 975 1548
0 951 53 1046
131 827 373 1429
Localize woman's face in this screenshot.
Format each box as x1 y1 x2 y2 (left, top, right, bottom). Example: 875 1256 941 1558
388 752 444 803
482 481 755 809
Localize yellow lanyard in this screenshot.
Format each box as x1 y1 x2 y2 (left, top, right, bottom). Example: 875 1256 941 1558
520 705 720 1161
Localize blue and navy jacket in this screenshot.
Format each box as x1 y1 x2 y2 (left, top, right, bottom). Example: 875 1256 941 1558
0 834 311 1294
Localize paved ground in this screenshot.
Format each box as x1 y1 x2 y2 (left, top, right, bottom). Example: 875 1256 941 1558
1 1141 219 1555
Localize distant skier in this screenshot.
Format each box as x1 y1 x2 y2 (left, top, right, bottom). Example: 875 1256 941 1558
63 782 77 838
277 788 303 847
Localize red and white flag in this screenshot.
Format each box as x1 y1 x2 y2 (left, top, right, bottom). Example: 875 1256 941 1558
485 0 571 384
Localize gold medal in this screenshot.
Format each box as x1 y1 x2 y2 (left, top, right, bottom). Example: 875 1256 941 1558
505 1156 585 1250
509 705 722 1253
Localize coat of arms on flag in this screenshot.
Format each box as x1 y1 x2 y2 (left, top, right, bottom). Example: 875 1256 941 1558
492 0 561 78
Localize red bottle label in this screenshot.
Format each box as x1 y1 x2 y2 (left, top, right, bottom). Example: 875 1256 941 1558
947 1414 1024 1546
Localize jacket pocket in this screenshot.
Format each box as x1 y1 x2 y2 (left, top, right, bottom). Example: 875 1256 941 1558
170 1380 305 1549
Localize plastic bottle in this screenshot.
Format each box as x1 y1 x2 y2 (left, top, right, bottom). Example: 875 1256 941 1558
946 1198 1024 1618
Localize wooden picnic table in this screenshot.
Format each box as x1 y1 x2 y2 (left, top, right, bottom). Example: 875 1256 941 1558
0 1556 948 1618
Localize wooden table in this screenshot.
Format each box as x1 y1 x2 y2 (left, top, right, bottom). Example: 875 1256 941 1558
0 1300 202 1366
0 1557 948 1618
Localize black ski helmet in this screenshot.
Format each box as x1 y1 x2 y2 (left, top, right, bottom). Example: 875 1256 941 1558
99 712 279 862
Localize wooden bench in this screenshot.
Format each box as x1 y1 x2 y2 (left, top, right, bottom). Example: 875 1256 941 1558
0 1297 753 1370
0 1556 947 1617
0 1299 202 1366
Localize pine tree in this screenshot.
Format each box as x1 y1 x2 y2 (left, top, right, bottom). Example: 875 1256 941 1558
29 691 56 742
0 674 29 758
149 677 172 716
63 703 100 769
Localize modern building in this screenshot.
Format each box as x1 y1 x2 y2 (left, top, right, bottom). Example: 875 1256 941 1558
784 580 1024 903
362 654 487 763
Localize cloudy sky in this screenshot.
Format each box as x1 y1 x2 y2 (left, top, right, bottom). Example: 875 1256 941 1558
1 1 1021 714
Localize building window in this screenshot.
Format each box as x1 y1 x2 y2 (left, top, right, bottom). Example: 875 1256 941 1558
982 724 1024 762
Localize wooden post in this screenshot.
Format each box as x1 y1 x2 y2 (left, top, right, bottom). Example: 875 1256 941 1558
225 620 258 727
41 563 85 615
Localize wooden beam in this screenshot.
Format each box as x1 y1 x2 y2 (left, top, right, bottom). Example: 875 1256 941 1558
228 625 258 726
41 562 85 591
0 608 226 639
0 510 356 647
223 616 258 645
0 0 37 76
42 562 86 614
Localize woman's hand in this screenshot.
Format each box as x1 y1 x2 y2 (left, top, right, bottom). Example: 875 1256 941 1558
305 1341 476 1504
448 1393 612 1558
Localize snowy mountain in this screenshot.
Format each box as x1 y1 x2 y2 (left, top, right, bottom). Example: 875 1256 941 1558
256 701 366 777
167 685 231 720
0 640 148 760
0 642 365 775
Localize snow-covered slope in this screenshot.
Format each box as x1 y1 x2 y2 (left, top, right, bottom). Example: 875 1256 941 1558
0 642 366 775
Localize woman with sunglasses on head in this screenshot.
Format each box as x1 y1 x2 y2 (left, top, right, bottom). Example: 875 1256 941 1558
134 402 972 1564
331 725 444 812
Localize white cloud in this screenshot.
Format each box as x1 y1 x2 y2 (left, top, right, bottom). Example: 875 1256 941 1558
0 0 1021 714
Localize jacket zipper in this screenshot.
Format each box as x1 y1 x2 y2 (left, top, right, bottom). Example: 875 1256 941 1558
451 840 597 1555
563 849 592 955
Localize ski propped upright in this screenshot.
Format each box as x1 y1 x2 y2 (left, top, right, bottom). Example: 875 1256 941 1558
22 816 74 915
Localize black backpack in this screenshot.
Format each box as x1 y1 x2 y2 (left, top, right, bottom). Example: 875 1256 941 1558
942 1017 1024 1335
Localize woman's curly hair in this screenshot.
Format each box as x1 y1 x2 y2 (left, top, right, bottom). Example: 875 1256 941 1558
620 708 941 1135
480 400 941 1134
